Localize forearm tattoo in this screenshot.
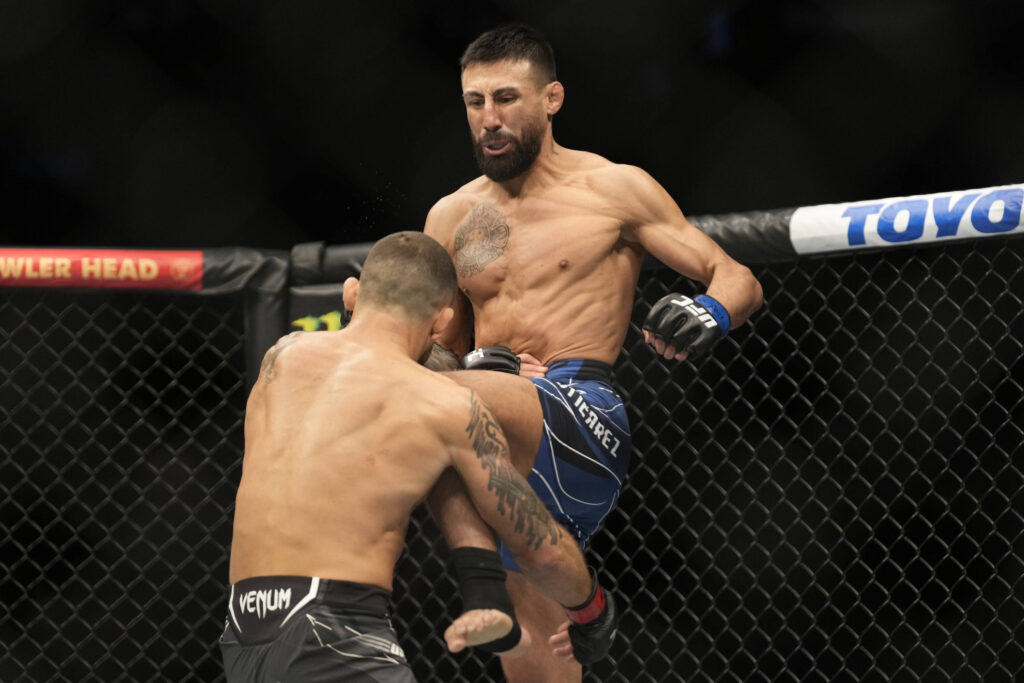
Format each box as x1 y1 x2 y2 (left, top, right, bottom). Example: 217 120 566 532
466 392 561 550
453 203 509 278
424 342 460 372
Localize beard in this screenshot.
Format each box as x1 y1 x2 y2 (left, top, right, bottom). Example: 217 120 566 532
471 119 545 182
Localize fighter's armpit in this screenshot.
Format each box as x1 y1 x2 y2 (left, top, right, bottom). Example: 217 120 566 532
464 391 562 551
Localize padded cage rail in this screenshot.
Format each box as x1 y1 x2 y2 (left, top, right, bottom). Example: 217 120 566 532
1 184 1021 682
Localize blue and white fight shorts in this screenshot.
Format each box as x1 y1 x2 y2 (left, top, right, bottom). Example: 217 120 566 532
500 359 632 571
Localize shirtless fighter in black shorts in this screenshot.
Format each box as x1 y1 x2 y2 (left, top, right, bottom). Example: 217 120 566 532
220 232 616 681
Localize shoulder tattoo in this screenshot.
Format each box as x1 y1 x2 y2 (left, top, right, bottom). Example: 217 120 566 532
259 332 302 383
453 203 510 278
465 392 561 550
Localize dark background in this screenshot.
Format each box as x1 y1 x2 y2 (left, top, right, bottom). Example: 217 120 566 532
3 4 1023 681
2 0 1022 251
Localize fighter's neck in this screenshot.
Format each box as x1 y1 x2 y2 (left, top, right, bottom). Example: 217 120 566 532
492 138 567 198
343 311 429 362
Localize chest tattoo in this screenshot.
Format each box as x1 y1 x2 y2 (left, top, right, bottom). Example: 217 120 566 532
453 203 510 278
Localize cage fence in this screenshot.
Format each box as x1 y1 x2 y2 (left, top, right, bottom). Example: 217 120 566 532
1 236 1021 682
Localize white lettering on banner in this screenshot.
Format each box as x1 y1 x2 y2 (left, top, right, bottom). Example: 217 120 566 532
82 258 102 279
566 386 621 457
789 184 1024 255
79 257 162 280
0 257 73 280
0 258 24 278
238 588 293 619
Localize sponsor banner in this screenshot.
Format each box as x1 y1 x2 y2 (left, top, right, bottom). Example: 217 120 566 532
0 249 203 290
789 184 1024 255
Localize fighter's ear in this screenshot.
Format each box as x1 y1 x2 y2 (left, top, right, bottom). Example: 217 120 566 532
342 277 360 313
432 305 456 340
545 81 564 116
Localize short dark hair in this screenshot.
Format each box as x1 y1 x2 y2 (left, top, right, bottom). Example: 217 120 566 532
460 23 557 85
358 232 457 321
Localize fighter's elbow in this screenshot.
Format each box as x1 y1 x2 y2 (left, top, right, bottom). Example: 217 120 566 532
719 262 764 325
748 270 765 312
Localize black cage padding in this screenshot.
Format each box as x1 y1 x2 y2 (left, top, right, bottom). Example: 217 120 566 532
201 248 289 386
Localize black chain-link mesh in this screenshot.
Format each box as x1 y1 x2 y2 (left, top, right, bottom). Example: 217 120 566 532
1 291 246 683
2 238 1022 682
603 238 1024 682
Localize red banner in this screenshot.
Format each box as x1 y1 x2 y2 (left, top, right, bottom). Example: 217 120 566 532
0 248 203 290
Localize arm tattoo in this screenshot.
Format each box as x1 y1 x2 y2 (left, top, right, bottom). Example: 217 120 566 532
259 333 301 382
453 203 510 278
424 342 460 372
466 392 561 550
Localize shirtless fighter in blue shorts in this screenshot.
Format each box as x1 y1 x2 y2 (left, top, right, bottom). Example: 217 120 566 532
422 24 765 682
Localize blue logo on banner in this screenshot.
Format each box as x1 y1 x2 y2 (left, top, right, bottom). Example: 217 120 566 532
844 188 1022 245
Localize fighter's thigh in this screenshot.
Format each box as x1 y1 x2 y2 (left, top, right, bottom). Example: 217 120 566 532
501 571 582 683
287 614 415 682
443 370 544 476
219 622 258 683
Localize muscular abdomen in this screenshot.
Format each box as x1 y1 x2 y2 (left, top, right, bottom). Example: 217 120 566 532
466 235 643 365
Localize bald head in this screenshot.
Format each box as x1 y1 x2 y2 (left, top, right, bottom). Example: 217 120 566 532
357 232 457 322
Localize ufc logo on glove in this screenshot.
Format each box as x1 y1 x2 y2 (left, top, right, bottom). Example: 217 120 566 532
642 292 732 359
669 296 719 330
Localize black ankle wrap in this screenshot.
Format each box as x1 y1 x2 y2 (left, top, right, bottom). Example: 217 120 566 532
449 547 522 653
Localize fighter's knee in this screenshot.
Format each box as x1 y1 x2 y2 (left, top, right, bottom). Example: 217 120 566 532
512 543 565 577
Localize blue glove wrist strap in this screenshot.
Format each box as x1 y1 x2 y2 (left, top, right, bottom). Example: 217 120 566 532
694 295 731 337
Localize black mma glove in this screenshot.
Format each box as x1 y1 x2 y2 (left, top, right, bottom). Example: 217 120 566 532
461 346 521 374
642 293 731 359
564 568 619 665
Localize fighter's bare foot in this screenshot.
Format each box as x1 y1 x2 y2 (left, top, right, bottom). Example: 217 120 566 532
444 609 532 657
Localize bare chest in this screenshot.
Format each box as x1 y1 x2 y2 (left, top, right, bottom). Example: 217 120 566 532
451 201 624 300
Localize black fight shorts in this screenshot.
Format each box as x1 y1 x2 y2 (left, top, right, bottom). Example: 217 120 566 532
220 576 415 682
